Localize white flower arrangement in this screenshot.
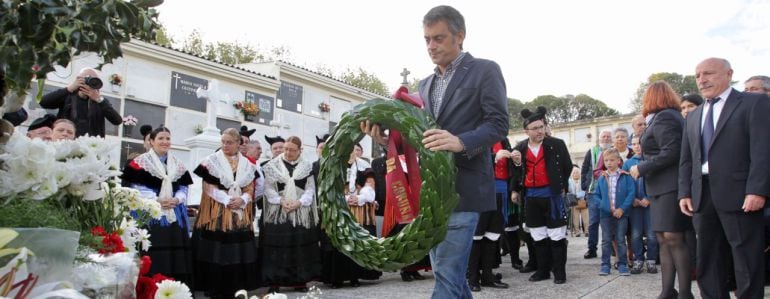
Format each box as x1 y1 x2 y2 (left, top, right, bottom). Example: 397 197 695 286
0 133 120 201
155 280 192 299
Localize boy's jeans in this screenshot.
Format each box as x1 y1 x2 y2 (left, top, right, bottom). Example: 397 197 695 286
601 215 629 267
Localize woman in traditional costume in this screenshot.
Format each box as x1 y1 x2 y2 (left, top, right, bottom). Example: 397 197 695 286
191 128 259 299
260 136 321 293
121 126 194 287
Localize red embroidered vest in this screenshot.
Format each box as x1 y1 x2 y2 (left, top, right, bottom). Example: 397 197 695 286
524 145 549 188
493 142 509 180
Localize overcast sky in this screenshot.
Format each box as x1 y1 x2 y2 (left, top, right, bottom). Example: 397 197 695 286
156 0 770 113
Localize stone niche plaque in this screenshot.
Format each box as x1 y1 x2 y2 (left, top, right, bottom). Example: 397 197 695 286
119 141 144 169
276 81 303 113
169 71 208 112
104 96 122 136
217 118 241 133
245 91 274 125
123 99 166 140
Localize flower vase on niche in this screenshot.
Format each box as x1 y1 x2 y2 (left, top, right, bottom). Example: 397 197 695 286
122 115 138 137
109 74 122 94
234 100 259 122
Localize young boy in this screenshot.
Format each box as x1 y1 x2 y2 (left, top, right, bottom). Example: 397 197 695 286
595 148 636 276
622 136 658 274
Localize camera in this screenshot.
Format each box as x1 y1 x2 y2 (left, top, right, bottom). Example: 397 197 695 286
83 76 103 90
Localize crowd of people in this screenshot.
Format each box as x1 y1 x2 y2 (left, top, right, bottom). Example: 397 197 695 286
4 4 770 299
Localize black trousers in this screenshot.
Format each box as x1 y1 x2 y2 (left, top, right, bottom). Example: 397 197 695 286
693 177 764 299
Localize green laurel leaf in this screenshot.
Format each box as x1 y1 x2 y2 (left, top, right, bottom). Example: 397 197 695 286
318 98 459 271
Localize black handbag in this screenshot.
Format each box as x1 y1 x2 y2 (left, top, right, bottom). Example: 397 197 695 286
565 193 578 207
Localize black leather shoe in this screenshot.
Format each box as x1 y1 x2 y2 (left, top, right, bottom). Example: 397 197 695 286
470 284 481 292
553 278 566 284
294 287 309 292
267 287 279 294
583 250 597 259
400 271 414 282
481 281 509 289
350 279 361 287
411 272 426 280
528 272 550 282
512 260 523 270
520 263 537 273
330 283 342 289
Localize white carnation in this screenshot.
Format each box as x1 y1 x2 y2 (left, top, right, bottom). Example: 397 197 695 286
154 280 192 299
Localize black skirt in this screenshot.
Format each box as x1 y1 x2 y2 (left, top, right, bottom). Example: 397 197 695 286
259 221 322 286
650 191 693 232
144 224 194 288
320 224 382 283
191 229 259 297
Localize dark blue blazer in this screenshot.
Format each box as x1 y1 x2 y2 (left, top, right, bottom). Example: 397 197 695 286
679 89 770 212
418 53 509 212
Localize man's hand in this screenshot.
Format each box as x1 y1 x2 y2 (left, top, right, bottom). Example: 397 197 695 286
629 165 640 179
495 149 511 163
510 191 520 204
632 199 641 207
511 150 522 165
79 85 101 102
639 198 650 208
422 129 464 152
67 77 82 93
360 121 388 145
679 197 694 216
613 208 624 218
743 194 766 213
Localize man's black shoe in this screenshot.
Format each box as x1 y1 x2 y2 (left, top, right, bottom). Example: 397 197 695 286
584 250 597 259
400 271 414 282
411 271 426 280
512 260 523 270
554 278 566 284
481 281 509 289
520 263 536 273
528 272 550 282
470 283 481 292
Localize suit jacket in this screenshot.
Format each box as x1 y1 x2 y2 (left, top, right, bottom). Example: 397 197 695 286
39 88 122 137
638 108 683 197
418 53 509 212
511 137 573 197
678 89 770 212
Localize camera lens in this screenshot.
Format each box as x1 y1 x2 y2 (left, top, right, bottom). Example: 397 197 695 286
84 76 103 89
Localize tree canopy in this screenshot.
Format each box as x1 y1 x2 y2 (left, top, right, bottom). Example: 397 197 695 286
509 94 619 129
630 72 697 112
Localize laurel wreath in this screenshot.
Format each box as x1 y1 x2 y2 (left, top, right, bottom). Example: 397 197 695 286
318 98 459 271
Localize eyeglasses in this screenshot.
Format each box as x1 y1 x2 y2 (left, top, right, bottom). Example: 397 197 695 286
526 125 546 131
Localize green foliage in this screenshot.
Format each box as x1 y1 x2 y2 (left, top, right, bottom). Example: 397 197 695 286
0 0 161 97
340 67 389 95
178 29 291 65
630 72 698 112
0 198 80 231
319 99 457 271
516 94 619 127
508 98 526 129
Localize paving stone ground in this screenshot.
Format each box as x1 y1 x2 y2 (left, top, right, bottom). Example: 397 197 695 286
199 235 765 298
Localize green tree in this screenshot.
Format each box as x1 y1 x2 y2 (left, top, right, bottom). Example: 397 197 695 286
178 29 292 65
0 0 161 98
340 67 389 95
630 72 697 112
508 98 526 129
526 94 618 125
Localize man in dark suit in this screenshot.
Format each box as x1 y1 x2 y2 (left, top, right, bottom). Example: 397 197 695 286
679 57 770 298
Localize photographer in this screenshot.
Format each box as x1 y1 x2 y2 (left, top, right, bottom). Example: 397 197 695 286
40 68 122 137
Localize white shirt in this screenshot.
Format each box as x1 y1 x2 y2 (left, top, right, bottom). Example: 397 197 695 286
701 88 732 174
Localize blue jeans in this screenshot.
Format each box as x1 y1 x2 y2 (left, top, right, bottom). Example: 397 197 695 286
430 212 479 299
587 193 600 252
600 215 629 268
630 206 658 261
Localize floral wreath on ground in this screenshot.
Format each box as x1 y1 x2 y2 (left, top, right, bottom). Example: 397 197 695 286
233 100 259 116
317 98 458 271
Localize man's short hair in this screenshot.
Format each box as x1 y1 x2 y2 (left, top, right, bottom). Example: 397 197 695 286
745 75 770 91
423 5 466 36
